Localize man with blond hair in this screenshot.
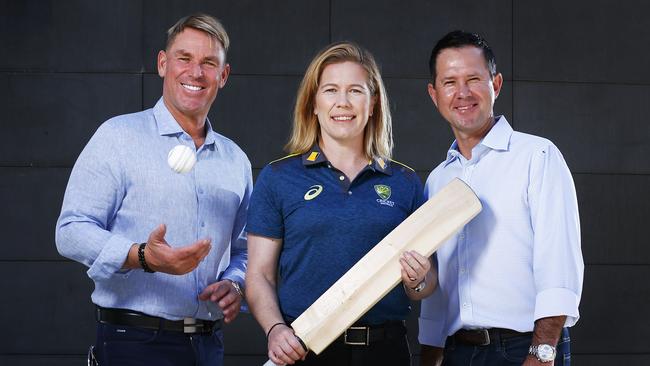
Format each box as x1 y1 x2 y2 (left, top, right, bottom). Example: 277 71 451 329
56 14 251 365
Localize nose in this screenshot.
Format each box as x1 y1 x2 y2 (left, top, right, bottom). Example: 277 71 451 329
457 82 471 98
188 62 203 78
335 91 351 108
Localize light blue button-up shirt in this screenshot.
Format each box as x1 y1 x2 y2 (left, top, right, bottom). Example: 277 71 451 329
56 98 252 321
419 116 584 346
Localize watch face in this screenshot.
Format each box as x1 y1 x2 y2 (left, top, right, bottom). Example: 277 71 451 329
537 344 556 361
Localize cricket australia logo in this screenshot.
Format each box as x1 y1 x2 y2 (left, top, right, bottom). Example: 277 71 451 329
304 185 323 201
374 184 395 207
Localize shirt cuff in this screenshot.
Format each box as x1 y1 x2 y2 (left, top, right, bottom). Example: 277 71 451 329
87 234 135 282
418 317 447 347
534 287 580 326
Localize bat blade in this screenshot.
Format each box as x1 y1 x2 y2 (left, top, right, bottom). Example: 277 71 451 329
263 178 481 365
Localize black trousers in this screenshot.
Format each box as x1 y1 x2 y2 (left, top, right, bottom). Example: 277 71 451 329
297 332 411 366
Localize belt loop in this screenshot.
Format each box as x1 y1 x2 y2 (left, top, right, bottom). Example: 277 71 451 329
479 329 490 346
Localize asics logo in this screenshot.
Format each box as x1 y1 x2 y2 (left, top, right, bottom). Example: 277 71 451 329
304 185 323 201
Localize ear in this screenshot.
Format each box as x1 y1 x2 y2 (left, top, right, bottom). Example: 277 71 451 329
427 82 438 108
157 50 167 78
218 63 231 88
492 72 503 99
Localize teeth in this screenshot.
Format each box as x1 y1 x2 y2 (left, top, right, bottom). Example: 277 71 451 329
456 104 476 111
332 116 354 121
182 83 202 91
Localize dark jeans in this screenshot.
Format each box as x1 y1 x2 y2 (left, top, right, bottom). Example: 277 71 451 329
297 334 411 366
93 321 224 366
442 328 570 366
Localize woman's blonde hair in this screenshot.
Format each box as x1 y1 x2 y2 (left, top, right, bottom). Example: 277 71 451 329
285 42 393 159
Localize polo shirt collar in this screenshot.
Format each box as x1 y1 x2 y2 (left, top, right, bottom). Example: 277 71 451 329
302 144 328 165
153 97 217 148
443 115 512 166
301 144 392 175
369 156 392 175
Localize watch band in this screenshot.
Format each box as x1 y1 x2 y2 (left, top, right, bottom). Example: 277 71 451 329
528 344 556 362
228 280 244 299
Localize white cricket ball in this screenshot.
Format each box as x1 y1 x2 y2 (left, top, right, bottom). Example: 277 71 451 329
167 144 197 174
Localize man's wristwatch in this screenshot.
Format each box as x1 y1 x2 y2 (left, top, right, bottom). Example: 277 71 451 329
528 343 556 362
228 280 244 299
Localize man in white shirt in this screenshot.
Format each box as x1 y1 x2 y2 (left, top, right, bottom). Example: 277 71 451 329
418 31 584 366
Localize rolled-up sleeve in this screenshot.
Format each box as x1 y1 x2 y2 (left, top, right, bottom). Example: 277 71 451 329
528 143 584 326
55 123 133 282
221 159 253 287
418 287 448 347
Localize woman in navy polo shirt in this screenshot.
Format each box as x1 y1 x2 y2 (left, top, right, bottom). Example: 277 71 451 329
246 42 436 365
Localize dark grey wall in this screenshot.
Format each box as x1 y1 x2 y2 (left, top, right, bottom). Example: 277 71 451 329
1 1 649 365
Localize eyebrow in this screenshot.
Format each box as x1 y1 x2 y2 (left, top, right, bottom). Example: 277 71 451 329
319 82 368 89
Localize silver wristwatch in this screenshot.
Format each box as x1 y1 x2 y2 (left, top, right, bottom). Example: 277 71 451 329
528 343 556 362
228 280 244 299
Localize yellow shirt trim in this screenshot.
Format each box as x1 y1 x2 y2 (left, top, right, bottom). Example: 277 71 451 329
389 159 415 172
268 153 301 165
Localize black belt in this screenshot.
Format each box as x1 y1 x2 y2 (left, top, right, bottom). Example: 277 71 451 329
96 307 220 334
337 321 407 346
450 328 531 346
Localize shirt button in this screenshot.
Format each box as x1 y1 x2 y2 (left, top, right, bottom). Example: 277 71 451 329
463 302 470 308
339 175 345 181
200 222 205 227
327 164 332 168
460 268 466 274
208 312 212 317
198 188 204 194
348 191 352 195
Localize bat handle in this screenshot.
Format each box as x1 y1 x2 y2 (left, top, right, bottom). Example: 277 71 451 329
262 360 280 366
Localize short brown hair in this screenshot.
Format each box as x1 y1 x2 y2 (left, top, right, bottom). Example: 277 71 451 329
286 42 393 159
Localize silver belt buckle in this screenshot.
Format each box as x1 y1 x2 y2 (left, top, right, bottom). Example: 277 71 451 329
479 329 490 346
183 318 199 333
344 326 370 346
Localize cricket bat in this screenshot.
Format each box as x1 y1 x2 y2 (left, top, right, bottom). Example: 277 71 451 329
263 178 481 366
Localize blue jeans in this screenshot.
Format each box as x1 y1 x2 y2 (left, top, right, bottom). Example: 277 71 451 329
442 328 571 366
93 321 224 366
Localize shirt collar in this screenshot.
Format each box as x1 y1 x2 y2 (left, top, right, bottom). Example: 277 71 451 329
444 115 512 166
152 98 217 147
301 144 328 165
369 156 392 175
301 144 392 175
481 115 512 151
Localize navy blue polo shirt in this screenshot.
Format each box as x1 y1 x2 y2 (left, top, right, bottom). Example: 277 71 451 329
246 145 424 324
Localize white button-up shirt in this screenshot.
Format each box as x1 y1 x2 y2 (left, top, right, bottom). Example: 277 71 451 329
419 116 584 346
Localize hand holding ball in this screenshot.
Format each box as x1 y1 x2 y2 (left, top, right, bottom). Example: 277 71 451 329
168 145 196 174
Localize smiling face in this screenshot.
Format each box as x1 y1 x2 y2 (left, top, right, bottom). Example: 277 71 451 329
314 61 376 147
157 27 230 122
428 46 502 141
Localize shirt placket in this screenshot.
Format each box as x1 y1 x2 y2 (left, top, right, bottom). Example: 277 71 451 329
458 157 477 324
327 162 372 197
193 143 208 317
